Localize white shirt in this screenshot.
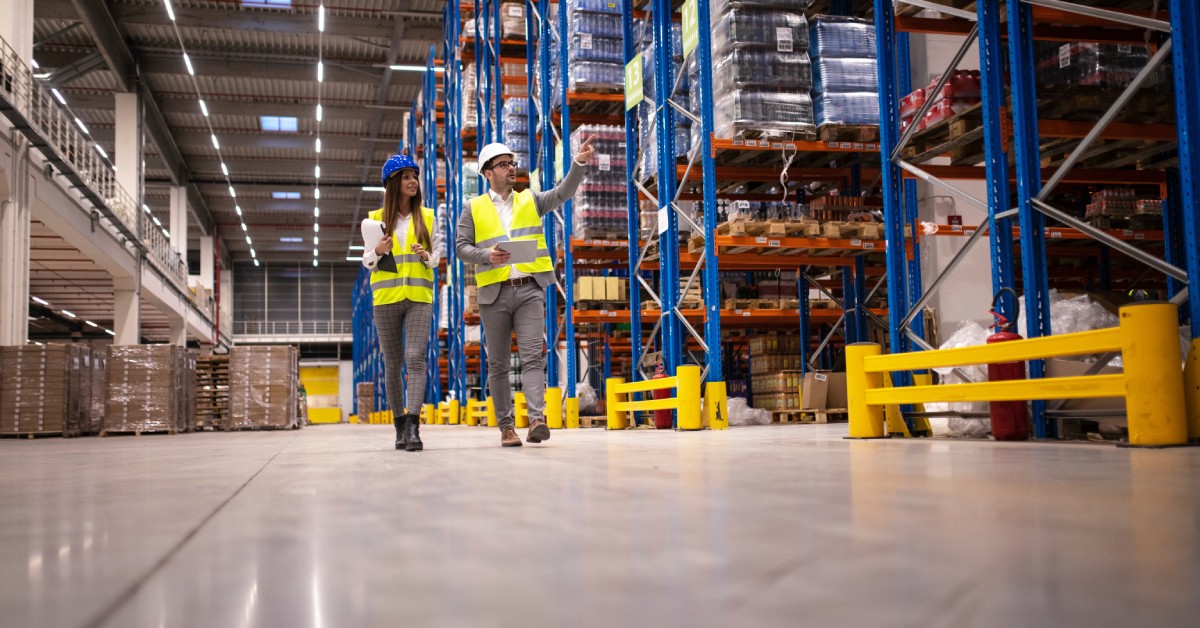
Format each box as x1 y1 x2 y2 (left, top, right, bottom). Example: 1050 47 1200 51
488 187 530 279
361 211 444 271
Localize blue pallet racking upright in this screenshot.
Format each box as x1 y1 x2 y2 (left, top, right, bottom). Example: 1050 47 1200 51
874 0 1200 438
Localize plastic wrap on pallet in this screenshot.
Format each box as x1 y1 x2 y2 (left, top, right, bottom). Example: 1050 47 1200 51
811 57 877 94
0 344 90 436
814 92 879 127
463 162 480 198
714 50 812 93
808 15 877 60
714 90 815 138
567 0 621 16
568 61 624 91
712 6 809 55
1036 42 1151 88
569 124 628 237
228 345 299 430
570 33 624 64
104 345 190 434
506 133 530 157
500 2 526 39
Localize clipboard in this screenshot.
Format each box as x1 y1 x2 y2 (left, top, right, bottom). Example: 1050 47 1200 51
495 239 537 264
361 218 397 272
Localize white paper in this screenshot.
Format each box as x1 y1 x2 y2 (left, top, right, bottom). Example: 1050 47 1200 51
657 207 669 235
494 239 538 264
580 33 593 50
508 5 523 17
598 153 611 171
1059 44 1070 68
776 27 794 53
360 218 388 253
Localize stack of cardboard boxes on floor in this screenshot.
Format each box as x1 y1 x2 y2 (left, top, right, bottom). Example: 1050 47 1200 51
228 345 300 430
0 345 101 437
746 333 848 420
105 345 195 435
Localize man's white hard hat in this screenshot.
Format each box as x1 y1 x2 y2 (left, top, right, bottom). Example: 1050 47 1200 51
478 142 515 172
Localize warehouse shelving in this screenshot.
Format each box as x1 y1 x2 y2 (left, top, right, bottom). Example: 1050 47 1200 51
872 0 1200 438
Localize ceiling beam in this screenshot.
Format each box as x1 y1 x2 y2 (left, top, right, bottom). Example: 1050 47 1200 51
89 127 402 153
57 90 414 120
45 50 107 86
131 52 422 86
108 2 441 41
68 0 135 92
183 157 377 178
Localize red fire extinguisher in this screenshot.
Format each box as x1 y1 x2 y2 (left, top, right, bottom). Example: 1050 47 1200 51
651 358 673 429
987 288 1029 441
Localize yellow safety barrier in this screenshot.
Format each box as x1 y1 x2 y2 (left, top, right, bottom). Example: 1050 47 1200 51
514 392 528 428
467 398 495 427
1186 339 1199 442
605 365 728 431
545 387 563 428
847 302 1188 447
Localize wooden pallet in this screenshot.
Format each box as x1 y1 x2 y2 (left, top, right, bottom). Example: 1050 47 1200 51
819 221 884 240
578 415 607 428
0 431 79 439
100 428 179 437
818 124 879 144
902 102 986 166
801 408 849 424
723 298 781 310
715 220 770 237
770 411 807 424
767 221 821 238
576 229 627 242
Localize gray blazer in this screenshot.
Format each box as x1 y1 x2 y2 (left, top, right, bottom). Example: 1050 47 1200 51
456 165 586 305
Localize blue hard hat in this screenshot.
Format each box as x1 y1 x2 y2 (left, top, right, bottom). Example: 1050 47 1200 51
381 153 419 184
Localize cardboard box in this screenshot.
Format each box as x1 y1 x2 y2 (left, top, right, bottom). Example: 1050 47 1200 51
800 372 829 410
1044 358 1125 412
605 277 621 301
825 372 849 410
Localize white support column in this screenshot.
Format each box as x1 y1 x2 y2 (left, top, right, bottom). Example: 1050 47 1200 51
168 318 186 346
113 277 141 345
169 185 188 261
0 145 32 345
0 0 34 65
114 92 143 209
200 235 214 291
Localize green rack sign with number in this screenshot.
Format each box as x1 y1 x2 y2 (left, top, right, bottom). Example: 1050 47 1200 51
625 57 644 111
682 0 698 57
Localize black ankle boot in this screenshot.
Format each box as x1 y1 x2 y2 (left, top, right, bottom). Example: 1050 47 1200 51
405 414 423 451
393 413 409 450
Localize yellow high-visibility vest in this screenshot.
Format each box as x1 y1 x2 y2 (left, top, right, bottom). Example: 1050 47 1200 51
368 207 436 306
470 190 553 287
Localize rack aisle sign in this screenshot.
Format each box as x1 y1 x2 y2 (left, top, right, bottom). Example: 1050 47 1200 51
625 56 644 111
681 0 698 58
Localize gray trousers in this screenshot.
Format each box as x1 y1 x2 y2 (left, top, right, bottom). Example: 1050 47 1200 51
373 299 434 415
479 282 546 430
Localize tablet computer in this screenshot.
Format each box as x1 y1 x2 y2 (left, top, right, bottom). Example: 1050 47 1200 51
494 239 538 264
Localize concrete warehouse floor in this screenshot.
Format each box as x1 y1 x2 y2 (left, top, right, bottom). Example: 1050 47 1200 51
2 424 1198 628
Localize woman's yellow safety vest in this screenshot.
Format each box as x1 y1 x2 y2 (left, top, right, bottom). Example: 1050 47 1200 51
470 190 553 287
368 207 436 306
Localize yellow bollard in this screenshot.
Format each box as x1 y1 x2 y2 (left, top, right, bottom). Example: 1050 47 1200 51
514 392 528 428
705 381 729 430
1120 303 1187 446
448 399 460 425
545 387 564 428
566 397 580 428
424 404 436 426
1185 339 1200 442
677 365 702 430
846 343 886 439
605 378 626 430
486 397 498 427
448 399 460 427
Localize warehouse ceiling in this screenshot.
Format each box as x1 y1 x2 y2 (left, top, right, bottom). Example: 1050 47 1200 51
31 0 447 267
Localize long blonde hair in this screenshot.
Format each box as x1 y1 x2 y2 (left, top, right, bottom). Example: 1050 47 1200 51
382 172 430 249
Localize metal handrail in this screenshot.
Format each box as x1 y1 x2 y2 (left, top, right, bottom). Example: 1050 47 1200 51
233 320 353 336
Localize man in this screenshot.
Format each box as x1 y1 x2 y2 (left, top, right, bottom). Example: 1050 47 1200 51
456 137 595 447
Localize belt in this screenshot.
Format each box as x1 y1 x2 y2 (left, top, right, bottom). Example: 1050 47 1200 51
504 276 535 286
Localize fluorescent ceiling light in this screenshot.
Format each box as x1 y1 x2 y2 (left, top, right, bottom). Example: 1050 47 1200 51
390 65 444 73
34 73 52 80
314 207 320 217
51 89 66 105
314 165 320 178
183 53 194 75
313 248 318 256
254 259 260 267
241 223 247 231
251 248 256 257
314 187 320 199
32 296 49 306
245 235 252 244
228 186 237 198
221 162 229 176
199 99 208 116
211 134 220 149
317 62 324 82
61 309 76 318
235 205 242 216
85 320 98 328
318 4 325 31
348 245 364 251
315 104 323 121
361 186 385 192
162 228 170 238
313 223 319 233
105 328 115 336
164 0 176 21
94 144 108 159
346 256 362 261
74 117 89 134
315 138 321 153
32 59 39 69
143 204 152 214
152 216 162 226
313 236 319 245
272 191 300 199
279 237 303 243
313 259 318 267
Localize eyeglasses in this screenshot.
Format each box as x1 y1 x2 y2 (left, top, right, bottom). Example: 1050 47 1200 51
489 160 516 171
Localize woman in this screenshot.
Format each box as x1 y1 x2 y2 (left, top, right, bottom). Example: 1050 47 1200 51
361 154 442 451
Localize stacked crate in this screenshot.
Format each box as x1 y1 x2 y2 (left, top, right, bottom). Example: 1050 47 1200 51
748 334 804 413
88 348 106 434
570 124 628 238
0 344 90 437
810 15 879 133
196 355 230 430
228 345 299 430
104 345 193 435
697 0 814 140
356 382 375 418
